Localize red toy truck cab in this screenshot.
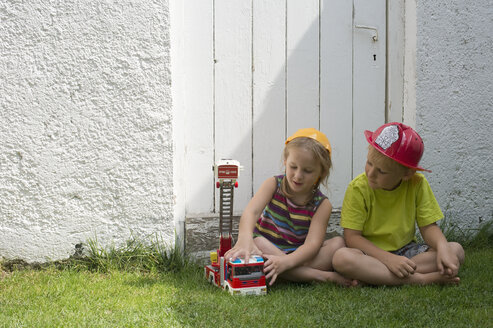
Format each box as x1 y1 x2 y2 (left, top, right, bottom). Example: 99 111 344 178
205 252 267 296
226 256 267 294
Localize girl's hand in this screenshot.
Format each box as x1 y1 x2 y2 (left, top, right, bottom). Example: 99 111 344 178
262 254 289 285
224 238 262 264
383 253 417 278
436 245 460 277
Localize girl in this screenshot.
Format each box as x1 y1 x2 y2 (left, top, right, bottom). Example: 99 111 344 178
224 128 356 287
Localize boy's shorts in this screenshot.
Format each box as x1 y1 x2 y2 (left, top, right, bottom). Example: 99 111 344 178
391 242 430 259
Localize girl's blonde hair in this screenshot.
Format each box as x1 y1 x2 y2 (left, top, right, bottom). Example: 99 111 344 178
280 137 332 199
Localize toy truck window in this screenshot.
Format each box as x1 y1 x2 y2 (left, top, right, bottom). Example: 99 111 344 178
233 265 263 278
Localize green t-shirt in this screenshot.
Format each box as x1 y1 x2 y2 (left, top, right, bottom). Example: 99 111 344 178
341 173 443 251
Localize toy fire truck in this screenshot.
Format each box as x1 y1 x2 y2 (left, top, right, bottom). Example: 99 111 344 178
204 159 267 295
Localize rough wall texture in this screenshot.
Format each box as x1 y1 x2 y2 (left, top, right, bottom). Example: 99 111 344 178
416 1 493 229
0 0 174 262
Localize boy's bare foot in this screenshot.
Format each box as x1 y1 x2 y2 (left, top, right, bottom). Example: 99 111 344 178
412 272 460 285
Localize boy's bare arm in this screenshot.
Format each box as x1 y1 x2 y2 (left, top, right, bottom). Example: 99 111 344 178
344 229 417 278
419 223 448 249
419 223 460 276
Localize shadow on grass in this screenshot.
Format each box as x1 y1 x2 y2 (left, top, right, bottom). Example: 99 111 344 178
118 243 493 328
2 230 492 328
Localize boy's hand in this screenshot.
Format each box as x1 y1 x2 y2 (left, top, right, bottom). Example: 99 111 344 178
262 254 289 286
383 253 417 278
436 244 460 277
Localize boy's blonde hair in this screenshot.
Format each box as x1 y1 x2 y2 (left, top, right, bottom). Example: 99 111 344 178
368 145 416 179
281 137 332 199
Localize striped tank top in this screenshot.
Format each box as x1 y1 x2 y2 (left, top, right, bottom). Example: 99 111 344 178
253 175 327 253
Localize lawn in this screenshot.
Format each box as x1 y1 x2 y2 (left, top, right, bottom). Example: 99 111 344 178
1 246 492 328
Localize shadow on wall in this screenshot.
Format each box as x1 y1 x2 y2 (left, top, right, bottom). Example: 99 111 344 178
184 1 357 254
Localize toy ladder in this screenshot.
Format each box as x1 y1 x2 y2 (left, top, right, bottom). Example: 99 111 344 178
218 180 234 257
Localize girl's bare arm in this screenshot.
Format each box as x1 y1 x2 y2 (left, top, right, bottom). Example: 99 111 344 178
224 177 276 262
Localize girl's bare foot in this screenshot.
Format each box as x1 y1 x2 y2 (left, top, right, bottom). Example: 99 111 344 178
323 271 359 287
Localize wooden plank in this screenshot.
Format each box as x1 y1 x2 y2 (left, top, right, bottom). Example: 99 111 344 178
352 0 386 176
252 0 286 193
402 0 417 127
214 0 253 213
320 0 353 208
183 0 215 215
387 0 405 124
286 0 320 135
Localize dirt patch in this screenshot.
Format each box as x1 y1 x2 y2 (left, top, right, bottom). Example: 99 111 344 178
0 244 86 274
1 259 45 272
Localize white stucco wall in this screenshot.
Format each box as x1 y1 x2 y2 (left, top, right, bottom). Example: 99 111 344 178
2 1 491 262
0 0 174 262
416 1 493 229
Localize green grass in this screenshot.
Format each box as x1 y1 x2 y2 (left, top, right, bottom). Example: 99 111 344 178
1 226 492 328
1 248 492 327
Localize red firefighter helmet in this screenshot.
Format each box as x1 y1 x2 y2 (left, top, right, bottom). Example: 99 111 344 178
364 122 431 172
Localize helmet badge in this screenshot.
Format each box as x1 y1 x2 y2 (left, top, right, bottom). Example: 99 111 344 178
375 125 399 150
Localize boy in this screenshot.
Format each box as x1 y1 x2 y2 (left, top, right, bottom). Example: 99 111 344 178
332 122 464 285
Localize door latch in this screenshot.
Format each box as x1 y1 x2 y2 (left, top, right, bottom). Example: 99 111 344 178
354 25 379 42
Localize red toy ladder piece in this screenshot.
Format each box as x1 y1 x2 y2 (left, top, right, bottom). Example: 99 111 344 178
218 235 232 258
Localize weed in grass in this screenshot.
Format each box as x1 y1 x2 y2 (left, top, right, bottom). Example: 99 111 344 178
70 235 194 274
415 219 493 249
0 235 196 275
440 219 493 249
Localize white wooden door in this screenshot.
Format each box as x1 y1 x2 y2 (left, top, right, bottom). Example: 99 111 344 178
180 0 385 216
